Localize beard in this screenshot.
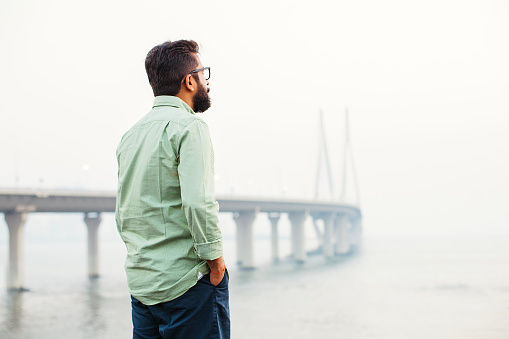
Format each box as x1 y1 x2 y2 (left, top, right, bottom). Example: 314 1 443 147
193 82 211 113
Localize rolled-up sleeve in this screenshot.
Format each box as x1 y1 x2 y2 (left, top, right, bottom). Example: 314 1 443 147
177 119 223 260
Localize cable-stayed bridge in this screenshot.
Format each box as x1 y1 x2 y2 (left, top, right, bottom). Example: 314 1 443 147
0 110 362 291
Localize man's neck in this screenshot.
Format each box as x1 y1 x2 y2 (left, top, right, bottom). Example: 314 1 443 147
175 93 194 111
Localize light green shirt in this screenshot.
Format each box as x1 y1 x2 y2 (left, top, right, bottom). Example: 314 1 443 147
115 96 222 305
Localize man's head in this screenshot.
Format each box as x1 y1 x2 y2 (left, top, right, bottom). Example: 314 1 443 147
145 39 211 112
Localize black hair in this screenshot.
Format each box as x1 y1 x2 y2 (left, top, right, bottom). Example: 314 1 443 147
145 40 200 96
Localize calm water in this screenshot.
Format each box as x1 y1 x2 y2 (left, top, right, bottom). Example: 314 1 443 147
1 222 508 338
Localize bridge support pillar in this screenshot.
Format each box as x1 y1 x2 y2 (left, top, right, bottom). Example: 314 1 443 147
334 214 350 255
84 213 102 278
288 211 308 263
233 211 257 269
268 213 281 263
5 211 29 291
349 217 363 248
322 213 335 258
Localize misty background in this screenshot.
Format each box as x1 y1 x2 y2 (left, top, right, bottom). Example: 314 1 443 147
0 1 508 337
1 0 508 240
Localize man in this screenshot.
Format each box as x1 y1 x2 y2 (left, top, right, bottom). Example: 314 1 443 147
115 40 229 339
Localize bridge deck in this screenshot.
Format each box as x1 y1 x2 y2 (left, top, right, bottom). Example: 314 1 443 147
0 189 361 217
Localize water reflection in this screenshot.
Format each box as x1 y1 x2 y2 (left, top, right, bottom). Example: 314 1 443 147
0 277 115 338
80 277 107 335
3 290 24 333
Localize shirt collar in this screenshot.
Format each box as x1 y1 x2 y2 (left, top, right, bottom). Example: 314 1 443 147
152 96 195 115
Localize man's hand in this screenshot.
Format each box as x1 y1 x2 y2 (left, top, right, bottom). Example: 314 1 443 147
207 256 225 286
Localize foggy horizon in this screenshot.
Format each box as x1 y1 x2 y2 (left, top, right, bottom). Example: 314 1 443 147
2 1 508 237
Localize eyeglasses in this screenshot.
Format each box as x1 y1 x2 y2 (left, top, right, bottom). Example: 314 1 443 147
189 67 210 80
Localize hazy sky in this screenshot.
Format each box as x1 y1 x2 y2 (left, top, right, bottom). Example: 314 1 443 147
0 0 508 236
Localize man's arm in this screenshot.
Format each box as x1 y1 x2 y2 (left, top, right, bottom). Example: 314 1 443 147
178 119 224 285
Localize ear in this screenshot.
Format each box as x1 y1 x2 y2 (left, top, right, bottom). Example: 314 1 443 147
182 74 196 92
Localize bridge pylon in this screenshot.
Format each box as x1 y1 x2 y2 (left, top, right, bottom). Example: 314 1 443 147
311 108 363 256
314 109 335 201
341 108 361 206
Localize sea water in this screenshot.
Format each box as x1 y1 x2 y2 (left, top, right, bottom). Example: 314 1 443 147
0 215 508 339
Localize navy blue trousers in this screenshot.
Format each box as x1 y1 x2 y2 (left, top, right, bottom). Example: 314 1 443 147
131 273 230 339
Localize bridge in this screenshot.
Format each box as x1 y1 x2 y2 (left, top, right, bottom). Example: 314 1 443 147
0 189 362 290
0 110 362 291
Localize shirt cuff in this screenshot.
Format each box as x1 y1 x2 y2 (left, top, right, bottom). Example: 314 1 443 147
194 238 223 260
